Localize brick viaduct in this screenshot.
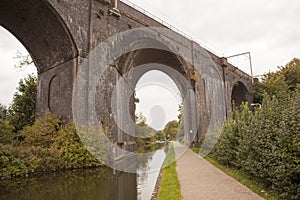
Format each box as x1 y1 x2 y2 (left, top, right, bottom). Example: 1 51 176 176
0 0 253 145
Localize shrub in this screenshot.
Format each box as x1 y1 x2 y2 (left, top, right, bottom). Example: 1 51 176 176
52 124 101 169
0 119 15 144
0 113 102 178
0 144 29 177
210 90 300 199
18 112 62 148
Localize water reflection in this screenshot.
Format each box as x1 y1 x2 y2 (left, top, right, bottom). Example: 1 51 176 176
0 167 136 200
0 146 167 200
137 148 167 200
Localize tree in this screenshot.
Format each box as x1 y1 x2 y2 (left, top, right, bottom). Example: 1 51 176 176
253 57 300 103
281 58 300 90
135 112 147 127
253 72 288 103
163 120 179 141
7 74 37 132
0 103 7 120
135 112 158 147
14 51 33 69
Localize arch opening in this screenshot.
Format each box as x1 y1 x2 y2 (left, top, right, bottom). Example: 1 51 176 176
0 26 37 107
94 42 200 149
135 70 182 126
0 0 78 74
1 0 79 119
231 81 248 107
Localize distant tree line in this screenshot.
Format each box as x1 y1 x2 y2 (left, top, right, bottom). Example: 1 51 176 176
135 105 184 150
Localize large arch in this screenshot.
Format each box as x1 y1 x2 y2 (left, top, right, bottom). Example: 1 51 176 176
0 0 78 73
0 0 78 119
72 26 227 160
94 39 201 148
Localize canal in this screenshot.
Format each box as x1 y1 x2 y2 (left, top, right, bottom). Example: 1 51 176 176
0 146 168 200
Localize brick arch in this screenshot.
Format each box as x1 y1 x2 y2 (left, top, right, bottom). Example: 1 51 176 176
93 36 202 146
0 0 78 73
118 49 190 93
231 81 249 107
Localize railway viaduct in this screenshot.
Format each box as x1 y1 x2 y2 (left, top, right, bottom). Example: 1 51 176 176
0 0 253 145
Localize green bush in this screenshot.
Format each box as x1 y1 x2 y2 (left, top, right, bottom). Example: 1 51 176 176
19 112 62 148
0 113 102 178
210 89 300 199
0 119 15 144
0 144 29 177
52 124 100 169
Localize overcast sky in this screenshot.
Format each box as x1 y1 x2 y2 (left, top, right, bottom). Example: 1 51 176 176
128 0 300 74
135 70 181 130
1 0 299 128
0 26 36 107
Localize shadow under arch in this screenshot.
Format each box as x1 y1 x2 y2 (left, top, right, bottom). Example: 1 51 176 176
0 0 78 73
117 49 191 95
231 81 249 107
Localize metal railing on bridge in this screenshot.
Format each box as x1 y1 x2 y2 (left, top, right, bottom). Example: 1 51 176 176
120 0 221 57
120 0 254 78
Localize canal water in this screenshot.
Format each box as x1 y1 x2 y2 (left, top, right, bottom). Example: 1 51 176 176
0 147 167 200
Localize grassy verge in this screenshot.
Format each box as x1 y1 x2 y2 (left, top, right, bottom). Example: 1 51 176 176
190 147 200 154
158 142 181 200
190 147 279 200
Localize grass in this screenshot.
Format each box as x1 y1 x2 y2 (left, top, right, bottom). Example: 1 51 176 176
190 147 200 154
158 142 181 200
190 147 279 200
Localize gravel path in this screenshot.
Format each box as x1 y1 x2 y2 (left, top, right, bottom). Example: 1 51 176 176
173 142 264 200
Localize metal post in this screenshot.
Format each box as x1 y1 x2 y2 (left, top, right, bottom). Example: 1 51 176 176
226 52 254 82
109 0 121 17
248 52 254 83
115 0 118 9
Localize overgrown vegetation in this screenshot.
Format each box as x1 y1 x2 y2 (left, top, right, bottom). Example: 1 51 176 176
0 113 101 178
253 58 300 103
158 143 181 200
210 58 300 199
1 55 102 178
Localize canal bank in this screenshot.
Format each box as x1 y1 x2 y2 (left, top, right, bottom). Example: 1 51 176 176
0 145 168 200
156 142 181 200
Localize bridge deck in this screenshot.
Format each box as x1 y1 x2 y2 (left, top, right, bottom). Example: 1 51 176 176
173 142 263 200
